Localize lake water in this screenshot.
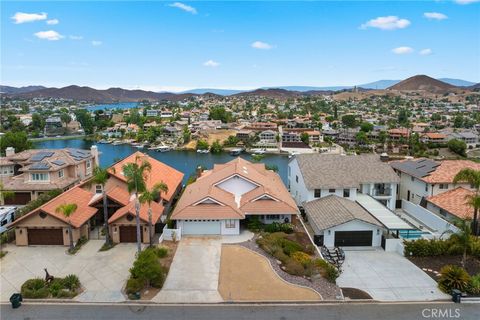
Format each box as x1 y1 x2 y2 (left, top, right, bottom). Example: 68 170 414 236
86 102 139 111
33 139 290 184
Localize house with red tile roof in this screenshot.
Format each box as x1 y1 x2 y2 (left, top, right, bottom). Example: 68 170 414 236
170 157 297 235
426 187 475 221
391 158 480 205
10 152 183 246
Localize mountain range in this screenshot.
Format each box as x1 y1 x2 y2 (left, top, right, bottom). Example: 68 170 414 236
1 76 478 102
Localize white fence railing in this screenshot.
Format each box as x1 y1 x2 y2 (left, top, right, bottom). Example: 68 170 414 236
159 225 182 243
401 200 459 238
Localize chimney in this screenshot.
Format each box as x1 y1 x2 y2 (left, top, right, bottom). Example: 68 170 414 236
380 152 389 162
5 147 15 157
90 145 99 166
196 166 203 178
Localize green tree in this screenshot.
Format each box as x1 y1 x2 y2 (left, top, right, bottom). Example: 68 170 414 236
139 182 168 247
300 132 310 145
453 168 480 235
355 131 369 145
60 113 72 124
0 131 32 155
209 106 233 123
0 182 14 205
360 122 374 132
55 203 78 252
341 115 357 128
210 140 223 153
397 108 410 126
447 139 467 157
74 109 95 134
31 113 45 131
123 157 152 253
91 167 111 246
449 219 474 268
453 115 464 128
196 140 209 150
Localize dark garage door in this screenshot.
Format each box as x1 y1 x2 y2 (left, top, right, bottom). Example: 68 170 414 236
119 226 142 243
334 231 373 247
28 228 63 245
5 192 31 205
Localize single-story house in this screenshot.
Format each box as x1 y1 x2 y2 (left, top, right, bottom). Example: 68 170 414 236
304 195 384 247
426 187 475 222
170 157 298 235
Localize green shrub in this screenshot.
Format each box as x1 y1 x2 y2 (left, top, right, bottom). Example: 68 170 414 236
272 247 290 264
280 239 303 256
154 246 168 258
129 248 166 289
247 217 263 231
438 265 471 293
404 238 449 256
291 251 312 267
467 274 480 295
264 222 294 234
21 278 49 299
313 259 339 283
62 274 80 291
284 259 305 276
151 269 166 288
126 277 144 294
49 279 64 298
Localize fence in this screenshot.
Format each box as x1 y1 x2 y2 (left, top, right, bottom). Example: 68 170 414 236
160 225 182 243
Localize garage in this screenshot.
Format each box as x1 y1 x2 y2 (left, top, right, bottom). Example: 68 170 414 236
119 226 142 243
27 228 63 245
181 220 221 235
334 231 373 247
5 192 31 205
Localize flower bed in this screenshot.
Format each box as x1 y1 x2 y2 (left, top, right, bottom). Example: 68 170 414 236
21 275 81 299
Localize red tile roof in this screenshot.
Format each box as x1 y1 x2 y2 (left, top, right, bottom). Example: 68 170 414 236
108 152 183 202
427 187 475 219
423 160 480 184
11 186 98 228
108 199 163 224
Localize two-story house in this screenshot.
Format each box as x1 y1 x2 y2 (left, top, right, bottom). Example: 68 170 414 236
0 146 99 205
391 158 480 205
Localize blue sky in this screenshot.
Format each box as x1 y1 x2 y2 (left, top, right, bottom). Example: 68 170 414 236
1 1 479 91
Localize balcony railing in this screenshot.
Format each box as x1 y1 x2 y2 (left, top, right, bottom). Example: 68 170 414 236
371 187 392 197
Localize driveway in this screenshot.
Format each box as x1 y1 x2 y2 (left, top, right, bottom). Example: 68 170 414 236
153 237 223 303
337 249 450 301
0 240 137 302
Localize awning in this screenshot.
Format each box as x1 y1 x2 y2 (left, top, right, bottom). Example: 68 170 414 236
356 194 414 230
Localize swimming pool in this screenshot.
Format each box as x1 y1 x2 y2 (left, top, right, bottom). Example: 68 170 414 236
399 230 429 239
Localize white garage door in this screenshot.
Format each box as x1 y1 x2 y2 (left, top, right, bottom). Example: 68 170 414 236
182 220 221 235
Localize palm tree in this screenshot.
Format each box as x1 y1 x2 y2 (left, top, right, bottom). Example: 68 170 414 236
91 167 111 246
55 203 78 252
122 156 152 253
0 182 14 205
139 182 168 247
449 219 473 268
453 168 480 235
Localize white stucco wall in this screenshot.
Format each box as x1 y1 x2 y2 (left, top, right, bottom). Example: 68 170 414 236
318 220 383 247
220 219 240 235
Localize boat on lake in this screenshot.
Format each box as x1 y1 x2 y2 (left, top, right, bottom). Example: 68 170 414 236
197 149 210 154
98 139 110 144
112 140 124 145
230 148 243 156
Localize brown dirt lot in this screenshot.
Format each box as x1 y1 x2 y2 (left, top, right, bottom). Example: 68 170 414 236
218 245 321 301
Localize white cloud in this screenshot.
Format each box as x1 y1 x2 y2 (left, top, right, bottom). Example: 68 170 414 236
392 46 414 54
46 19 59 25
419 48 433 55
69 35 83 40
360 16 411 30
12 12 47 24
424 12 448 20
203 60 220 67
91 40 102 46
251 41 273 50
34 30 64 41
169 2 197 14
455 0 480 4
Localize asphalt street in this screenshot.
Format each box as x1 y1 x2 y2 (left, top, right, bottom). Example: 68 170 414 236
1 302 479 320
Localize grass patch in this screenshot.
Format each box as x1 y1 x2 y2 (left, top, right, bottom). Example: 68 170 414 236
68 236 88 255
0 251 7 259
99 242 117 252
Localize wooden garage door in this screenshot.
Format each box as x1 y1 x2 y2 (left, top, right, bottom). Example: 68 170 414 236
5 192 31 205
334 231 372 247
28 229 63 245
119 226 142 243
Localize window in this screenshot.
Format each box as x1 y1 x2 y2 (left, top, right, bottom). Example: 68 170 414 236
288 166 291 177
425 184 428 192
439 184 448 190
95 185 103 194
31 173 49 181
58 170 64 178
314 189 321 198
295 175 298 183
266 214 280 220
343 189 350 197
225 219 236 228
328 188 335 193
86 160 92 169
411 177 415 182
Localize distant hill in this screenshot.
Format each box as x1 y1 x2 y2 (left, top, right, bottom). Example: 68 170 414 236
357 80 400 90
179 88 245 95
7 85 197 102
232 88 303 98
0 85 47 94
438 78 476 87
388 75 456 92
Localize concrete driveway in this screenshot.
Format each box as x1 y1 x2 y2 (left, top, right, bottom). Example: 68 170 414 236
153 237 223 303
0 240 137 302
337 249 450 301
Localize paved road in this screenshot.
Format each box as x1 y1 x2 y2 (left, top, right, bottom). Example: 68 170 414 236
1 302 479 320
